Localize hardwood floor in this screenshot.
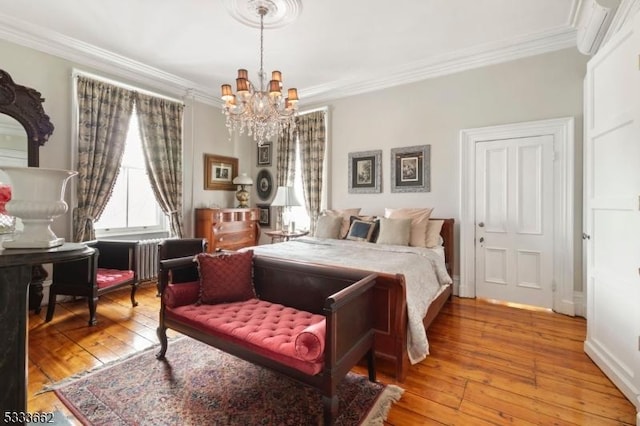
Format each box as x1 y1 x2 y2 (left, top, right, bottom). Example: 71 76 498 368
28 283 636 425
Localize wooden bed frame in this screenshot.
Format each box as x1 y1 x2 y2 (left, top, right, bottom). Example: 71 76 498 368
254 218 455 382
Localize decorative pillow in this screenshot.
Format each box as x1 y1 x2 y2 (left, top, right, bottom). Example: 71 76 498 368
346 219 377 242
196 250 255 304
346 215 379 242
376 217 412 246
323 208 361 239
163 281 200 308
314 215 343 239
384 207 434 247
294 319 326 362
425 219 444 248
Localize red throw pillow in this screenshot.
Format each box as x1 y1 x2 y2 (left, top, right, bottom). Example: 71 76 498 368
294 319 326 362
196 250 255 304
163 281 200 308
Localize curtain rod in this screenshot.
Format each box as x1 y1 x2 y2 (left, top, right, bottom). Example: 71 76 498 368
72 69 184 104
299 105 329 115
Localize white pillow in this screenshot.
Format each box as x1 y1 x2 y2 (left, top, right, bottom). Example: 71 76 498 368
314 215 343 239
425 219 444 248
323 208 361 239
376 218 411 246
384 207 433 247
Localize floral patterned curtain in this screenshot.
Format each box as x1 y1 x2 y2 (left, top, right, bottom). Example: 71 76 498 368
274 123 296 230
297 111 326 234
74 76 134 242
135 93 185 238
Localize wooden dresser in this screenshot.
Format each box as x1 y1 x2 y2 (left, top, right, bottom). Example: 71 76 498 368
195 208 260 252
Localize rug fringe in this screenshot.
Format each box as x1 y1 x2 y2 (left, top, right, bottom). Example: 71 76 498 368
360 384 404 425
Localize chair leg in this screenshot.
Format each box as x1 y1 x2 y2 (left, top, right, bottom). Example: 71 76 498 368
45 288 57 322
87 296 98 326
367 348 377 382
156 325 168 360
130 283 139 307
322 394 338 426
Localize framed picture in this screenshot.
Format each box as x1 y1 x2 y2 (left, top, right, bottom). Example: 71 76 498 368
257 141 272 166
257 204 271 227
348 150 382 194
256 169 273 201
390 145 430 193
204 154 238 191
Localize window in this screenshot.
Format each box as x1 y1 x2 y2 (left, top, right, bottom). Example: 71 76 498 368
94 109 166 236
290 142 310 231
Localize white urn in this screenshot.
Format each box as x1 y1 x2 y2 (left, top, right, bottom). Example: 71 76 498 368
0 166 77 249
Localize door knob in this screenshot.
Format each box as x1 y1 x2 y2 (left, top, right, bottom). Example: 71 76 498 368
479 237 484 243
582 233 591 240
478 222 485 227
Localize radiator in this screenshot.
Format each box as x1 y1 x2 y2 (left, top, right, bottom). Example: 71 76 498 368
135 238 167 281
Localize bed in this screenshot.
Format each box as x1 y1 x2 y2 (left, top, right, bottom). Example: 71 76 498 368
248 217 455 382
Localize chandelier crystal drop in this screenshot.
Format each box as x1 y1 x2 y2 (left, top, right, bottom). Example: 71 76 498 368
221 4 299 146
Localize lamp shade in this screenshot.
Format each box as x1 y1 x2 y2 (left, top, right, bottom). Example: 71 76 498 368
270 186 302 207
232 173 253 185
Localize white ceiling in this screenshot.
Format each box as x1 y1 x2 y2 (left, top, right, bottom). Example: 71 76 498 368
0 0 581 106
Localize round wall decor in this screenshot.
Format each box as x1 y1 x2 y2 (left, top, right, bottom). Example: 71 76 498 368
256 169 273 201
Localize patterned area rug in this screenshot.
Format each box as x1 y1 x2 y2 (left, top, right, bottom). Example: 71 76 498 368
49 337 403 425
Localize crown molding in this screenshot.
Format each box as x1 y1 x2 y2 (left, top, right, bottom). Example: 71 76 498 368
300 26 577 105
602 0 640 45
0 12 576 108
0 13 221 105
569 0 584 27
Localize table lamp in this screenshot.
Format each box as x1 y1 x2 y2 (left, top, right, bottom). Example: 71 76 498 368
232 173 253 208
270 186 302 232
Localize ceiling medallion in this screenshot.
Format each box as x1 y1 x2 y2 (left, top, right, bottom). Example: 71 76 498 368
223 0 302 29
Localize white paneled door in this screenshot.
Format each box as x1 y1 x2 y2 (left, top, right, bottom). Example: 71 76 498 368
583 12 640 414
475 135 554 308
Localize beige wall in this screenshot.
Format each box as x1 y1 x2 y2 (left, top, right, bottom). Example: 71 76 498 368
1 37 589 290
0 38 249 240
325 48 587 216
318 47 588 288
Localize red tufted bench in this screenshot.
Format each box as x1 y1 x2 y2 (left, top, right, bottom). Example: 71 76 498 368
156 254 377 426
165 295 327 375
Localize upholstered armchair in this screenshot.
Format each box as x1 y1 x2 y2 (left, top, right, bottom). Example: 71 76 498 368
156 238 207 295
46 240 139 326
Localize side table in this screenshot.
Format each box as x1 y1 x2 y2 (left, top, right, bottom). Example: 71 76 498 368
0 243 95 423
264 229 309 244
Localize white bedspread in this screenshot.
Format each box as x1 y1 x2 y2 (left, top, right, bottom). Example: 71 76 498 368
247 237 452 364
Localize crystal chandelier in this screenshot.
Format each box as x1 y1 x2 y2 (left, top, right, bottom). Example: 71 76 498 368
220 4 299 146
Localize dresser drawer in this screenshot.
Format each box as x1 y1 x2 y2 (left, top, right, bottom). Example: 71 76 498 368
214 221 253 235
195 208 260 253
215 230 256 250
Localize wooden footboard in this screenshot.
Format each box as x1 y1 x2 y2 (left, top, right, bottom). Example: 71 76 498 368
367 273 452 382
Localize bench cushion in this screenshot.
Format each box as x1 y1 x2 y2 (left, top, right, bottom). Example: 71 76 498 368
166 298 325 375
96 268 134 289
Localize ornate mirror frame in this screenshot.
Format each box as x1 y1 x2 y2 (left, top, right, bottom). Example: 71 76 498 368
0 69 54 167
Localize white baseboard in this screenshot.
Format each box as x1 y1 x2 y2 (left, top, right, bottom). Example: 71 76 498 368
573 290 585 318
584 339 640 414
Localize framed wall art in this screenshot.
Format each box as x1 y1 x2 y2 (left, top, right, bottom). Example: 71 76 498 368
348 150 382 194
257 204 271 227
204 154 238 191
257 141 272 166
256 169 273 201
390 145 430 193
